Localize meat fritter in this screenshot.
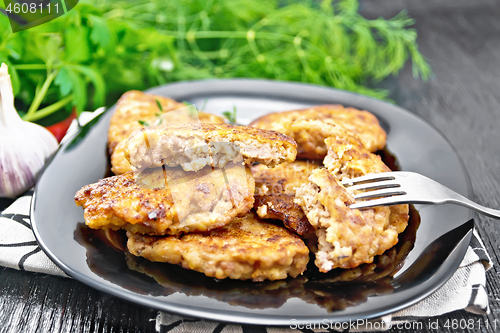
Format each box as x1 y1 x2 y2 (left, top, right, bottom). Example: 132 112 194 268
282 120 358 160
124 123 297 172
107 90 225 155
251 161 321 236
323 135 410 244
295 168 407 271
249 105 387 159
108 91 184 155
323 136 390 178
110 112 226 175
110 140 133 175
322 205 420 283
75 161 255 235
295 136 408 271
126 212 310 281
322 136 410 236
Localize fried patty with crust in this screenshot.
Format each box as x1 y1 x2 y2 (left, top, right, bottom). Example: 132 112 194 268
249 105 386 159
110 111 226 175
323 136 390 179
295 136 408 271
107 90 225 154
108 91 185 155
251 161 321 236
124 123 297 172
75 162 255 236
295 168 407 271
126 212 310 281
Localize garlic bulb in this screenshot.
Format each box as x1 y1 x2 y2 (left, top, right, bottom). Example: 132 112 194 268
0 63 58 198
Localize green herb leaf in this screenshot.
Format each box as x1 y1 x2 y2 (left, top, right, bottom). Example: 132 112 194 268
64 26 90 63
67 64 106 108
54 68 73 97
188 106 198 117
65 110 106 151
222 106 237 125
138 120 150 126
88 15 111 48
156 99 164 112
27 33 63 67
67 69 87 115
55 67 87 114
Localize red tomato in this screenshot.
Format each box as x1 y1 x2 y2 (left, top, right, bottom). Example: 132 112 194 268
46 109 77 142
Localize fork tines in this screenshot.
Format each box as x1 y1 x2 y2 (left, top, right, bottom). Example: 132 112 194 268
341 172 406 208
341 173 396 187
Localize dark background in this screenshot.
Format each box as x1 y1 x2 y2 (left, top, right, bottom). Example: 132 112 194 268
1 0 500 332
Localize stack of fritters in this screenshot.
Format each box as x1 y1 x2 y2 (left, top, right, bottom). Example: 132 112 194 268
75 92 310 282
75 93 410 282
250 106 409 272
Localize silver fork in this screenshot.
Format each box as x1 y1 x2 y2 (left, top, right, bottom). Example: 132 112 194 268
341 171 500 219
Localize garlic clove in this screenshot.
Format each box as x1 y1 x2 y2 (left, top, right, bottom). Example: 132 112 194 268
0 63 59 198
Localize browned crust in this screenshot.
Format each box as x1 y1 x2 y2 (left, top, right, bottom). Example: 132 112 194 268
251 161 320 236
124 123 297 169
323 135 409 240
294 135 409 271
323 136 390 178
110 112 227 175
75 163 255 236
126 212 310 282
296 169 408 271
107 90 226 155
253 195 312 236
128 123 297 150
108 91 186 155
249 105 387 158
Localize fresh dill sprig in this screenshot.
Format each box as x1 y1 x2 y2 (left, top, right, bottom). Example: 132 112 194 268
94 0 431 100
222 106 237 125
156 99 164 112
1 0 432 123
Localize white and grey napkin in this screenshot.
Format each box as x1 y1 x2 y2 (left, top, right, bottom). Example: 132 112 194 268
0 112 493 332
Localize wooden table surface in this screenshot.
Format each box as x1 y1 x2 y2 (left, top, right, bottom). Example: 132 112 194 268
2 0 500 332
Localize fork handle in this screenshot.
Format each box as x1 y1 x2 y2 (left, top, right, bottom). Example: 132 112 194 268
448 197 500 219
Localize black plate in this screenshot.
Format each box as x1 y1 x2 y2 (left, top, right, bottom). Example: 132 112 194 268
31 79 473 326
